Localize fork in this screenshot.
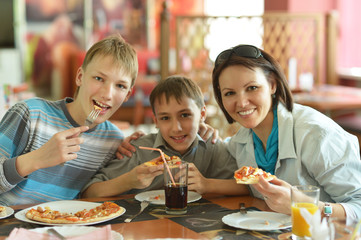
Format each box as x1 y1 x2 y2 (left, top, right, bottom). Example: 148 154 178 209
124 200 150 223
84 108 101 127
60 108 101 166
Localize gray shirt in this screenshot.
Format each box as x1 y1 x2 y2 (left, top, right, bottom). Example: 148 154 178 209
83 131 238 194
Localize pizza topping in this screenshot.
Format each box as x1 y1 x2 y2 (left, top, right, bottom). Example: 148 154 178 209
25 201 123 224
94 105 102 111
234 166 275 184
0 206 5 216
145 153 181 166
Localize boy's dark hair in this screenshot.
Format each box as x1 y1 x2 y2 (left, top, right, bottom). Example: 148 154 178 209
150 75 205 114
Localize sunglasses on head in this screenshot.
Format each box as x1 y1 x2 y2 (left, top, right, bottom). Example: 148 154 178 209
214 44 263 68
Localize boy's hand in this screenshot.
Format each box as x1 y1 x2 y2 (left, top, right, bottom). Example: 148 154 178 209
116 131 145 159
16 126 89 176
187 163 208 194
198 122 220 144
129 163 163 189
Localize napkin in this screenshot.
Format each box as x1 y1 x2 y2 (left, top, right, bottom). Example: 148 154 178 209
300 208 331 240
7 225 113 240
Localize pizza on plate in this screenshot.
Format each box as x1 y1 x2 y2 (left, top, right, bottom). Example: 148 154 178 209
234 166 276 184
25 201 124 224
0 206 5 216
144 153 181 166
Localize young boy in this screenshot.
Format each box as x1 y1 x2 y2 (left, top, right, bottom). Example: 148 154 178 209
0 34 138 205
82 76 249 198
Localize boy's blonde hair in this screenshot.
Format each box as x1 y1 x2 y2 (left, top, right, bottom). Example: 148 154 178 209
82 34 138 87
150 75 205 114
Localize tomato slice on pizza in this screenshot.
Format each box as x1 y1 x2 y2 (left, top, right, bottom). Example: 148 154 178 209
144 154 181 166
234 166 276 184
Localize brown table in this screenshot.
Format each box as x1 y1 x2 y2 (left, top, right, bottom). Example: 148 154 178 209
293 84 361 115
0 194 293 240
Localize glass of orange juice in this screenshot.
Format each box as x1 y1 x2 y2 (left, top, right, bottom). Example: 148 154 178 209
291 185 320 239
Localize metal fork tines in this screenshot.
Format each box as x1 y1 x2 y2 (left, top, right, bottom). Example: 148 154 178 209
85 108 101 126
124 200 150 223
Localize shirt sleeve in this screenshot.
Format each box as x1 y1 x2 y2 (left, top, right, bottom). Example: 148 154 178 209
302 126 361 221
81 153 140 193
0 102 30 192
204 140 239 179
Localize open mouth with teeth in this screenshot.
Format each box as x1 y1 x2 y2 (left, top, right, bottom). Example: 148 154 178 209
238 109 255 116
93 100 110 112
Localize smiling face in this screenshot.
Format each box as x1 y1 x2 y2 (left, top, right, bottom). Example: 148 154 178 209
153 94 206 155
219 65 276 134
68 54 133 126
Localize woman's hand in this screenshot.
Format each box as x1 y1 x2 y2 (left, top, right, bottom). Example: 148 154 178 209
187 163 208 194
116 131 145 159
252 176 292 215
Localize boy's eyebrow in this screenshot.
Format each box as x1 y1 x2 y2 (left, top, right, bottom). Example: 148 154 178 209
156 108 192 116
94 70 130 84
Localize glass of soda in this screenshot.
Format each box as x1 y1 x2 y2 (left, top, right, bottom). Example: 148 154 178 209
164 160 188 214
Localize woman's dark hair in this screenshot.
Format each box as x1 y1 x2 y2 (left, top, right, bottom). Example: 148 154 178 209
212 47 294 124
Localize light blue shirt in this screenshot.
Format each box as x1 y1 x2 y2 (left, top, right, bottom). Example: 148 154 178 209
0 98 123 206
226 103 361 222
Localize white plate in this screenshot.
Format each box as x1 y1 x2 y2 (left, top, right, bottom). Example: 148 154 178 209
222 211 292 231
0 206 14 219
15 200 125 226
30 226 123 240
135 190 201 205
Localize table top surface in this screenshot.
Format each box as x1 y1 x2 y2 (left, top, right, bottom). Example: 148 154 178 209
0 193 294 240
293 84 361 112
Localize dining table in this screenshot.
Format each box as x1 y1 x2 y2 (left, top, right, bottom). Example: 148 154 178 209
0 193 294 240
293 84 361 116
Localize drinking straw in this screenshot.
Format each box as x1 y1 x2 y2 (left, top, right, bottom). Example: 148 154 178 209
139 146 176 186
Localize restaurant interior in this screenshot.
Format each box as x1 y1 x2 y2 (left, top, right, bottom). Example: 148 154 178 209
1 0 361 141
1 1 361 239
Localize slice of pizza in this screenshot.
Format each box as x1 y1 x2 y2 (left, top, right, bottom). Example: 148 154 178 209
234 166 276 184
25 201 124 224
0 206 6 216
144 154 181 166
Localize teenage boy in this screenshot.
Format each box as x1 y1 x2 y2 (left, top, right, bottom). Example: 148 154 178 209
0 34 138 205
82 76 249 197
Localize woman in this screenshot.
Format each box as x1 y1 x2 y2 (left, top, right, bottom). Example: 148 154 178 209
212 44 361 223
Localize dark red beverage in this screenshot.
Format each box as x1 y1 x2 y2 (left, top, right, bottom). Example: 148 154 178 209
164 183 187 214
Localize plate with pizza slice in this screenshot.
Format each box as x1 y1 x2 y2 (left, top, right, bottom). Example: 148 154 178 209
222 211 292 231
234 166 276 184
135 190 201 205
0 205 14 219
15 200 125 226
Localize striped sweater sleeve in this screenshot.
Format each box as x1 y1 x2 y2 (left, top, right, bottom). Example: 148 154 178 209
0 102 31 192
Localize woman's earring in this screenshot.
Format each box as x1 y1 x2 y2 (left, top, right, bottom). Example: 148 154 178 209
272 93 276 98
